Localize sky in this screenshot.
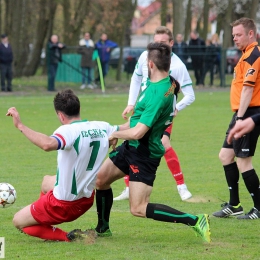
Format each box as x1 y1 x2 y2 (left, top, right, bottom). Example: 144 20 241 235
137 0 154 7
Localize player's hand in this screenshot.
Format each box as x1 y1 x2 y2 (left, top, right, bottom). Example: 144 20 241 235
109 135 118 150
122 105 134 120
227 118 255 144
6 107 22 129
174 108 178 117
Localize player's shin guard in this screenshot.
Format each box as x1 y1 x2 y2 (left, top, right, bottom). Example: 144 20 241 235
146 203 197 226
95 188 113 233
224 162 240 206
164 147 184 185
242 169 260 210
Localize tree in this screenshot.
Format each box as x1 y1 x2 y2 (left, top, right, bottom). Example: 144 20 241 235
160 0 168 26
201 0 210 41
172 0 185 37
61 0 92 46
184 0 192 41
23 0 56 76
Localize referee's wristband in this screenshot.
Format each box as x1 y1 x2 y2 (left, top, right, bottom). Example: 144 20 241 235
235 116 243 121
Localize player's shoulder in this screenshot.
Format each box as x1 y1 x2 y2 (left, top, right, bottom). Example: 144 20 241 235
170 54 188 73
138 50 148 61
170 53 186 66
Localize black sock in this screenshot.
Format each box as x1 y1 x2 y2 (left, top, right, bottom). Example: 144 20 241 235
146 203 198 226
224 162 240 206
95 188 113 233
242 169 260 210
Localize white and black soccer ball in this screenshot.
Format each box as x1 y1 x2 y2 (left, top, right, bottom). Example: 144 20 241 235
0 183 17 208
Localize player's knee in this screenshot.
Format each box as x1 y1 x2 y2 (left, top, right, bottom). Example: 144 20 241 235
13 213 21 229
129 205 145 218
95 174 107 189
219 150 233 165
161 136 170 148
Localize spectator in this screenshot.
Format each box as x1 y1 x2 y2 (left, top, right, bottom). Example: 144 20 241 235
78 32 96 90
188 31 205 86
172 33 188 65
203 38 218 86
0 34 13 92
47 35 65 92
95 33 117 84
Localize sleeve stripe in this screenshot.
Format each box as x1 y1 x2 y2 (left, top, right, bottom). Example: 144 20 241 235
52 133 66 149
52 136 61 150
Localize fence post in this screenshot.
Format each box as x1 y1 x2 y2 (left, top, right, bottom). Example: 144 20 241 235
220 47 226 87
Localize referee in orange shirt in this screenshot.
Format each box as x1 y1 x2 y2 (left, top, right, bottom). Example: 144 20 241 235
213 17 260 220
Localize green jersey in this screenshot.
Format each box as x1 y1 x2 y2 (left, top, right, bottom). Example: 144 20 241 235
129 76 175 158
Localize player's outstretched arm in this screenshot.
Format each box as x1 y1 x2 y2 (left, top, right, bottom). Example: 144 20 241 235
118 121 130 131
227 117 255 144
6 107 58 151
110 122 149 141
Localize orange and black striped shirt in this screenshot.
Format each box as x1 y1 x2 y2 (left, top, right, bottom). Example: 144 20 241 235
230 42 260 111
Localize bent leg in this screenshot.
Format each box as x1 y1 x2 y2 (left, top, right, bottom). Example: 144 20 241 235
162 131 184 185
95 158 125 233
129 181 198 225
13 205 38 230
162 133 192 200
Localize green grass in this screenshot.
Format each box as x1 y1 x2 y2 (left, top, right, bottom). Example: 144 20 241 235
0 89 259 259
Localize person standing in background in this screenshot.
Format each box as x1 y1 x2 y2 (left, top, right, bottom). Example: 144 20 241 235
203 38 218 86
213 17 260 220
95 33 117 84
47 35 65 92
0 34 13 92
211 33 223 86
78 32 96 90
172 33 188 66
188 31 205 86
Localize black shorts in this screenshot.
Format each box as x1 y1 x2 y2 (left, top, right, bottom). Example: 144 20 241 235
109 141 161 186
223 107 260 158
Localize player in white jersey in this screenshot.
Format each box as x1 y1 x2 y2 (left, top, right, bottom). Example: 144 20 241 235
6 89 127 242
114 26 195 201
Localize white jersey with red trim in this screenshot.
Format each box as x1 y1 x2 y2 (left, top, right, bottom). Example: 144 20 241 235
128 51 195 111
51 120 118 201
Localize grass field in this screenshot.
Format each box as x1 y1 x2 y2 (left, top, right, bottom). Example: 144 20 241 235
0 88 259 259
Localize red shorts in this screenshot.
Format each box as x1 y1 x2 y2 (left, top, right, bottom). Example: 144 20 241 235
30 190 94 225
164 122 173 137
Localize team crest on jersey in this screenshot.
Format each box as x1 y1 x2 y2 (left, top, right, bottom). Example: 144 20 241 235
245 68 255 77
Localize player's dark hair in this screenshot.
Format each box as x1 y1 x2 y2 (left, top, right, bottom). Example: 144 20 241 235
231 17 256 35
147 42 171 72
53 89 80 117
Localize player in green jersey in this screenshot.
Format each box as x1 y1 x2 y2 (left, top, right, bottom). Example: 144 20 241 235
91 42 211 243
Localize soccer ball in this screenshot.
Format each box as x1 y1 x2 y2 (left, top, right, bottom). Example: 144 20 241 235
0 183 17 208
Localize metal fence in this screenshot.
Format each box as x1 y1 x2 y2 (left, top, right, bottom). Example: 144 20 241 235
52 46 239 87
